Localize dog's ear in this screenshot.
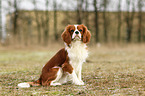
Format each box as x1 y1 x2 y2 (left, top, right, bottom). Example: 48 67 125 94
61 25 72 45
82 24 91 43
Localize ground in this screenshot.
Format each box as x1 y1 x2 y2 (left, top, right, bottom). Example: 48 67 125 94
0 44 145 95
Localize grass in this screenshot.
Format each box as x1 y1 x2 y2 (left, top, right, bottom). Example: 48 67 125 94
0 44 145 96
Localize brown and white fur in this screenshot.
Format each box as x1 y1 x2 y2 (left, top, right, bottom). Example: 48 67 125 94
18 24 91 88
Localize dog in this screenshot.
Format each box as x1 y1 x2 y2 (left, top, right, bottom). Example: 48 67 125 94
18 24 91 88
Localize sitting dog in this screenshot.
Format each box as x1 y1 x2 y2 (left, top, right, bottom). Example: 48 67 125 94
18 24 91 88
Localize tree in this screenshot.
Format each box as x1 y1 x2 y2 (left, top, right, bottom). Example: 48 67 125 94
0 0 2 42
76 0 84 24
102 0 108 42
63 7 70 25
53 0 58 41
44 0 49 45
125 0 135 42
93 0 99 42
85 0 89 28
33 0 41 44
13 0 18 35
137 0 143 42
27 17 32 45
117 0 122 42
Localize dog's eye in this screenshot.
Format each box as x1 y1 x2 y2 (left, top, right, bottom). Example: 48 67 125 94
79 29 82 32
71 30 74 32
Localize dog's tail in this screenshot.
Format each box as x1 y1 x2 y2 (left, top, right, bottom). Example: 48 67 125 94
18 79 41 88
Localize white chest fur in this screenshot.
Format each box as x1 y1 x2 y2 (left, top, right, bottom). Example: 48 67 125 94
65 41 88 72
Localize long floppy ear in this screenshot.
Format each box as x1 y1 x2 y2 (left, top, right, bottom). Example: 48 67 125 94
61 25 71 45
82 25 91 43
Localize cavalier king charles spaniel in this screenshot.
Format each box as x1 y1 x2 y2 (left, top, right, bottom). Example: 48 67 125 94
18 24 91 88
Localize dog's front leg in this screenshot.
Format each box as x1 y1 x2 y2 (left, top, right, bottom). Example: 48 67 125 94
70 70 84 85
77 66 84 84
62 62 84 85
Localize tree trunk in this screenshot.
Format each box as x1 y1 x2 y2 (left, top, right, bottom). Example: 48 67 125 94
25 19 32 46
125 11 130 42
0 0 2 41
125 0 135 43
85 0 89 28
103 0 108 42
138 13 142 42
129 1 135 42
53 0 58 41
117 0 122 42
64 10 70 24
77 0 83 24
93 0 99 43
13 0 18 35
33 0 41 44
137 0 143 42
28 18 32 45
44 0 49 45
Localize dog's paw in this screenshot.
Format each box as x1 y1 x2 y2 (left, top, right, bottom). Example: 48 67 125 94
73 81 84 85
51 82 62 86
80 80 85 85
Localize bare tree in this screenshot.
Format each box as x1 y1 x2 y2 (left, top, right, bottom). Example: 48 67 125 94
93 0 99 42
125 0 135 42
63 9 70 25
137 0 143 42
76 0 84 24
102 0 108 42
33 0 41 44
24 17 32 46
44 0 49 45
27 17 32 45
85 0 89 28
117 0 122 42
13 0 18 35
0 0 2 41
53 0 58 41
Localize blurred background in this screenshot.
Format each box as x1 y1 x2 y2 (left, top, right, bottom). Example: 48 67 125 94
1 1 145 95
0 0 145 47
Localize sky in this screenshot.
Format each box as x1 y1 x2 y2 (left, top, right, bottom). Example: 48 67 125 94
1 0 145 39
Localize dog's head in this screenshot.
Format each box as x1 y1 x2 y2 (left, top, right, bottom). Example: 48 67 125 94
61 24 91 45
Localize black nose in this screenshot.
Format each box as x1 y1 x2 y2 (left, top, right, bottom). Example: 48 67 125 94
75 31 79 34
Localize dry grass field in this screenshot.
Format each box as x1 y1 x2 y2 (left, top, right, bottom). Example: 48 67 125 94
0 44 145 96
